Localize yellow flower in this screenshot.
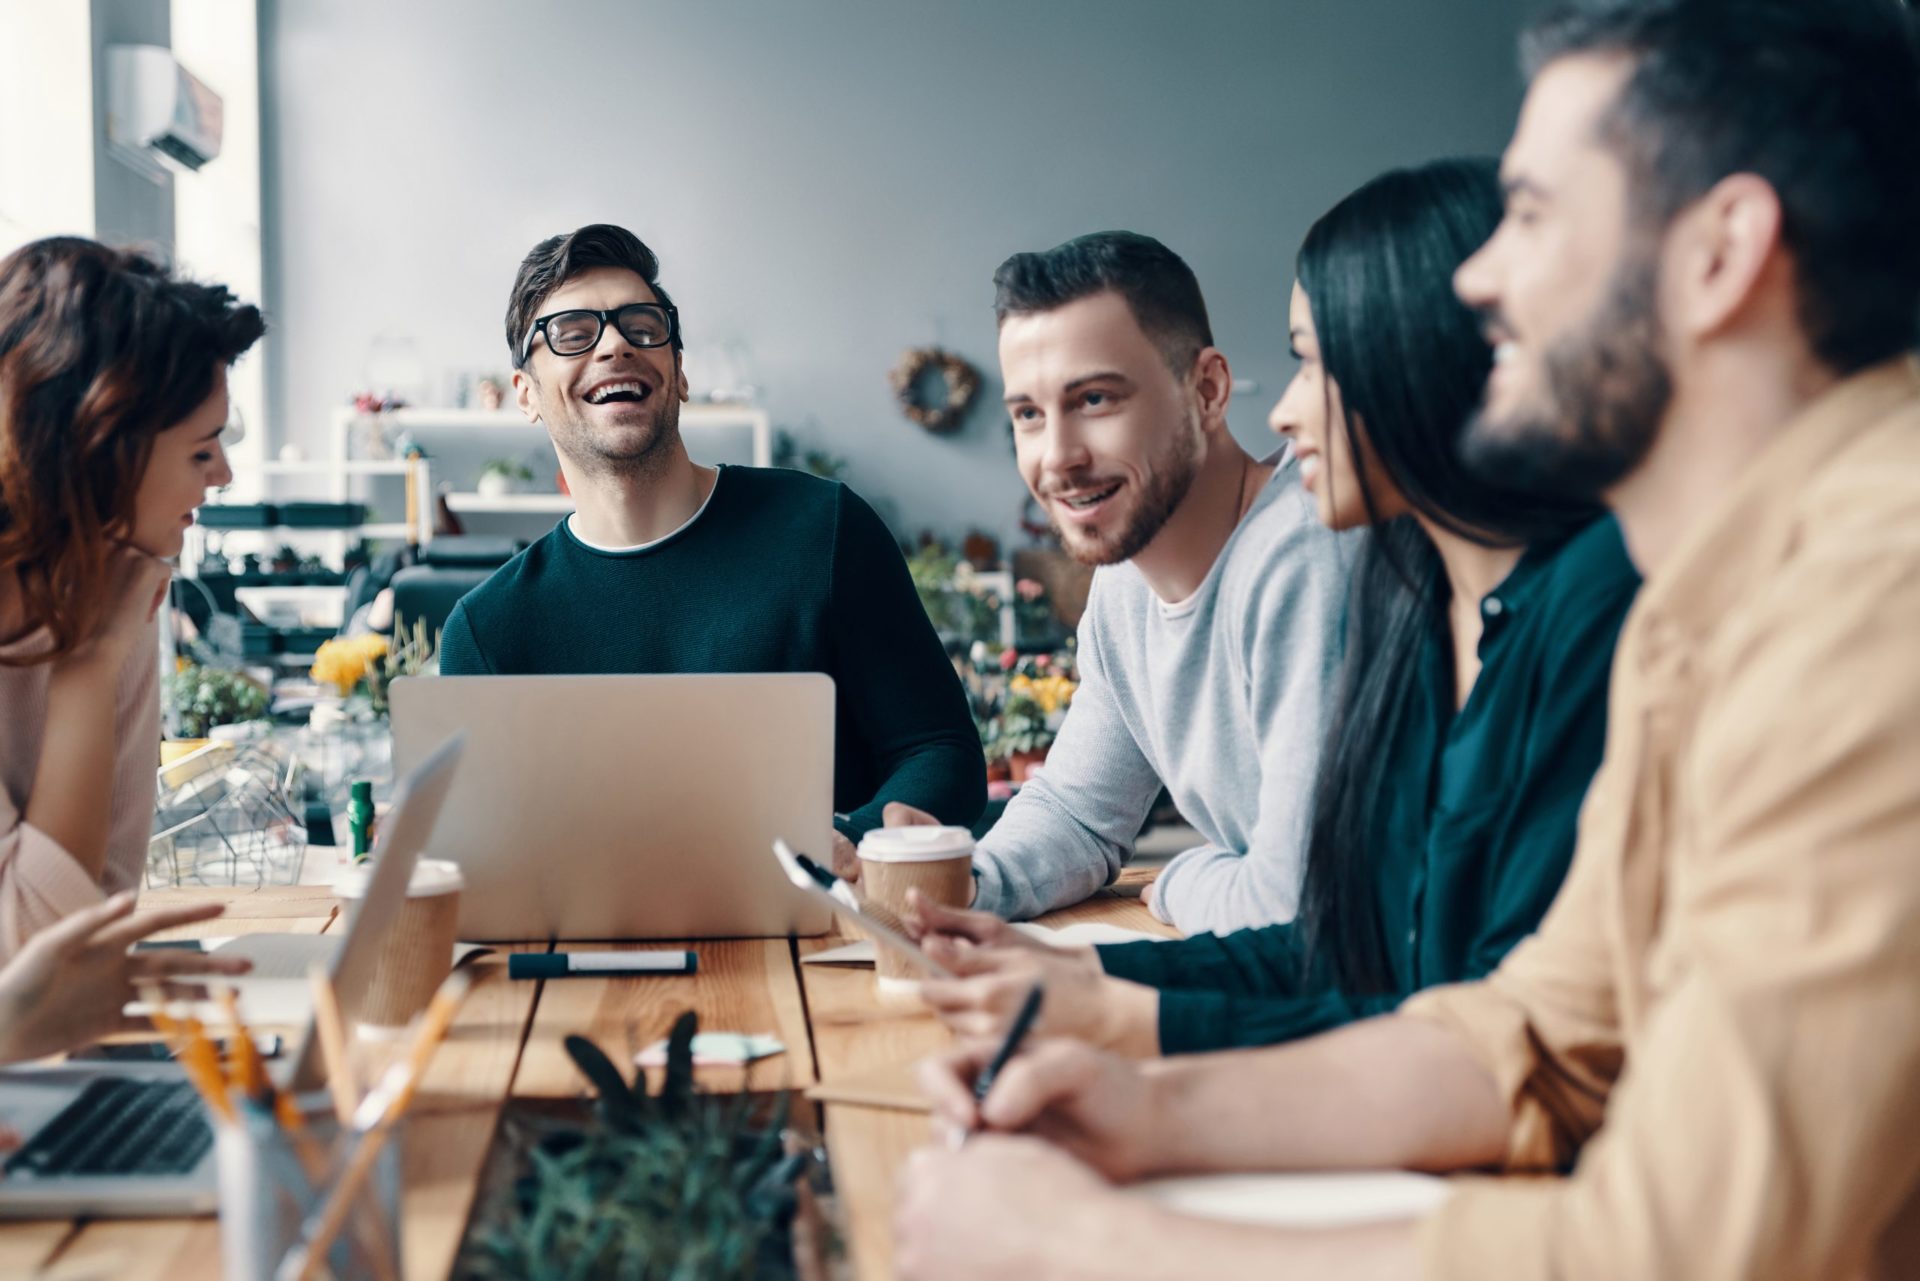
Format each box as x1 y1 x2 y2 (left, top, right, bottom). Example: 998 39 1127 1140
1009 672 1077 715
310 634 389 697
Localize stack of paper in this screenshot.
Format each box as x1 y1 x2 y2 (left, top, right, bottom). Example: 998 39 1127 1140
1131 1170 1451 1228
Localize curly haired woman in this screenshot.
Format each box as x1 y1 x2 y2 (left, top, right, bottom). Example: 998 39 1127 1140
0 237 263 959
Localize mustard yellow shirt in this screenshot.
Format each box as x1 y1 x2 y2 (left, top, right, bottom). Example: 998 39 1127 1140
1403 357 1920 1281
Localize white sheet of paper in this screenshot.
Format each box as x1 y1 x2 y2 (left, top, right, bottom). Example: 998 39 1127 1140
801 939 878 966
798 920 1167 967
635 1033 786 1067
1130 1171 1451 1229
126 935 491 1026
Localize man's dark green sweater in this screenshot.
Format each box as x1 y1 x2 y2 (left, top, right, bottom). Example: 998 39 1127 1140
437 466 985 839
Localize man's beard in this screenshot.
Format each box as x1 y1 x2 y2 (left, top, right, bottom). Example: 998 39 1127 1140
1051 413 1203 567
550 392 682 479
1462 243 1672 502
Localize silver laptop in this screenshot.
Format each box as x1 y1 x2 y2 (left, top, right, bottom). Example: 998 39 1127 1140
0 733 465 1219
390 674 835 941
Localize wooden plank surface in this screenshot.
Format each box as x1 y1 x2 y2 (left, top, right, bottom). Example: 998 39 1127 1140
397 943 544 1281
132 883 340 922
4 878 1177 1281
7 896 545 1281
513 940 817 1098
0 1220 75 1280
822 1104 933 1281
799 938 950 1086
803 892 1173 1281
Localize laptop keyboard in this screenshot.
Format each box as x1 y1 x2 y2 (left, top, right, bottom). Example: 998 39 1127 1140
4 1078 213 1179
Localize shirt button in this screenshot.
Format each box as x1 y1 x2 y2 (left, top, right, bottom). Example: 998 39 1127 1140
1483 597 1504 618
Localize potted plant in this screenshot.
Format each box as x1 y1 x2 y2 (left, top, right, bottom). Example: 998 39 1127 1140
270 543 299 575
161 662 270 749
907 538 1003 648
459 1012 825 1280
476 457 534 498
991 691 1053 783
362 615 439 717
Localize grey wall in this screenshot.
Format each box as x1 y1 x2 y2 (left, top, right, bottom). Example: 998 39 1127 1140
262 0 1537 545
91 0 174 254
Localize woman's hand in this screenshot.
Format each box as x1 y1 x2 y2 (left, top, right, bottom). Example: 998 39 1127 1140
916 942 1159 1056
904 889 1062 955
0 893 252 1065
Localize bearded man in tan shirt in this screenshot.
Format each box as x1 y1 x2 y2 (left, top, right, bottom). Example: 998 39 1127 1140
894 2 1920 1279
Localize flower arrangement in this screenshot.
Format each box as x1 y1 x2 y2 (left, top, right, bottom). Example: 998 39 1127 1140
1009 665 1076 717
310 633 390 698
311 617 440 717
963 647 1078 784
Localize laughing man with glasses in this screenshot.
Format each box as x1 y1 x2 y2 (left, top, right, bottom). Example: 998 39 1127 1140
438 224 986 860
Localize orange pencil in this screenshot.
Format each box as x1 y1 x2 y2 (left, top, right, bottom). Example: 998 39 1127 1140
308 965 359 1124
138 984 234 1124
281 966 474 1281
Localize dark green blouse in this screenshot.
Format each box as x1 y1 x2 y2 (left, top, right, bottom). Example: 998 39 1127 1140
1098 515 1640 1054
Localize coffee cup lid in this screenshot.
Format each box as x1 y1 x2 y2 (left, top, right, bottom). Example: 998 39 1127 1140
334 856 464 899
857 825 975 862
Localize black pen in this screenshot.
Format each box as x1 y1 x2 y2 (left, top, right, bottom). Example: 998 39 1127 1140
962 982 1045 1144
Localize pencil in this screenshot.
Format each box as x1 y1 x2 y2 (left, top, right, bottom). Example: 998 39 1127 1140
280 966 474 1281
308 964 359 1125
138 983 234 1124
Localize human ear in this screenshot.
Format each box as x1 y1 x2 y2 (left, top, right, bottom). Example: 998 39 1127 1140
1670 173 1784 342
512 368 540 424
1191 347 1235 429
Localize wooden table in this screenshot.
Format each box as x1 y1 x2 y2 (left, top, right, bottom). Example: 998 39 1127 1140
3 869 1172 1280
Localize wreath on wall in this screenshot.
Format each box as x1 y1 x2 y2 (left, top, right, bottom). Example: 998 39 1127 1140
889 345 981 434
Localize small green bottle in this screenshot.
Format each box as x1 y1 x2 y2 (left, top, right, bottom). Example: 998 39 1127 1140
348 780 375 862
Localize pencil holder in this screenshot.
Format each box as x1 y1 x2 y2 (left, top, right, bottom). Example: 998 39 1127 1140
215 1103 402 1281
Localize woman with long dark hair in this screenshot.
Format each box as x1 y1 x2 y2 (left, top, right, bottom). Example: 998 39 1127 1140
910 158 1639 1054
0 237 264 959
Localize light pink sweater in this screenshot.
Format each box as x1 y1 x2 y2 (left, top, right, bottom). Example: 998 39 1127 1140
0 621 158 959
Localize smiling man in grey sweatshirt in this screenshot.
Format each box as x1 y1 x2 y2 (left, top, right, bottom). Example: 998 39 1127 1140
887 232 1352 934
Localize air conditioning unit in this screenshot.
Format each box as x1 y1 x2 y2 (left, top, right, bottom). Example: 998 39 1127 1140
105 44 223 179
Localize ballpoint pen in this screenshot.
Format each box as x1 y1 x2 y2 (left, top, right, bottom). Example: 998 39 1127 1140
959 982 1044 1146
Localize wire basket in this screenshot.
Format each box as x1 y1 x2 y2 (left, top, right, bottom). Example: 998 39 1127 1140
148 741 310 889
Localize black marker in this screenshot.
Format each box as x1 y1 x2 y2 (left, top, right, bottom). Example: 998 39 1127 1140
509 951 697 979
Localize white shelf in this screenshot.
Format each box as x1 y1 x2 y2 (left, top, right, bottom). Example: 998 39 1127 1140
443 492 574 514
260 459 410 476
364 404 764 431
328 403 773 466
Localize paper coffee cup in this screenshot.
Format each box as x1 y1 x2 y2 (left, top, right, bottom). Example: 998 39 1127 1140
334 858 464 1029
857 826 974 1000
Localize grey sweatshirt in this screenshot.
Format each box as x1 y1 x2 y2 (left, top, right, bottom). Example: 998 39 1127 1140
972 455 1352 932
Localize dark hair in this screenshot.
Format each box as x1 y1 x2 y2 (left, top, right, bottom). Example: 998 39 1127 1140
992 231 1214 375
505 223 682 368
1292 159 1601 995
0 237 265 665
1521 0 1920 372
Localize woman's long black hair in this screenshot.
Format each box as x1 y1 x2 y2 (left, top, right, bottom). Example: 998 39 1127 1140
1292 158 1602 995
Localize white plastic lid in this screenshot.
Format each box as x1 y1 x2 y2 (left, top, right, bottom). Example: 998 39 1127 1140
856 825 975 863
334 856 464 900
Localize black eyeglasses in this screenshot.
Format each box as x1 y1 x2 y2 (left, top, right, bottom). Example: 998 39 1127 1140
521 302 678 364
